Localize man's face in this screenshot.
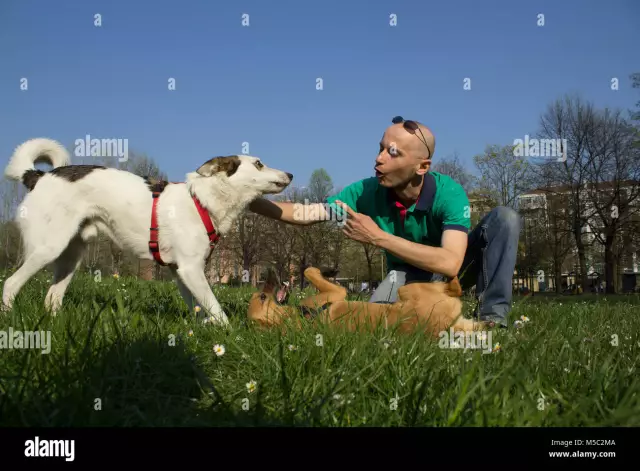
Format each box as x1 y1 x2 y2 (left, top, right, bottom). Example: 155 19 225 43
374 124 430 188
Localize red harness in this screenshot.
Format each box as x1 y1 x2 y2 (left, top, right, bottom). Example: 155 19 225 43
148 182 220 266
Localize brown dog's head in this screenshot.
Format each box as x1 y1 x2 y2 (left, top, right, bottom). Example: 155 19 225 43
247 268 292 328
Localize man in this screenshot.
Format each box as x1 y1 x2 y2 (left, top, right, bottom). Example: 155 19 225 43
249 116 521 327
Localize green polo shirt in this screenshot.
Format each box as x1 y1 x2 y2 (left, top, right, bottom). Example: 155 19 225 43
325 172 471 272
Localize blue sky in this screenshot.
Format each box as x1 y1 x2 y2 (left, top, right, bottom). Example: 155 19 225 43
1 0 638 192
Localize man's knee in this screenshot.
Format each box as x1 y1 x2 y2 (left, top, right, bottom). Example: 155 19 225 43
490 206 521 236
369 269 406 303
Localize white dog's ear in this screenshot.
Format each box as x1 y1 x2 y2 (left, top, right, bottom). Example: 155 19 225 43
196 156 241 177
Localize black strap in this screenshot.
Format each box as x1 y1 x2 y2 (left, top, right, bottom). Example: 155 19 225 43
300 302 330 319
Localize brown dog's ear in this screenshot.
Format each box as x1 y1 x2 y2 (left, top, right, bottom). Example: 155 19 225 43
262 267 279 294
196 156 241 177
444 277 463 297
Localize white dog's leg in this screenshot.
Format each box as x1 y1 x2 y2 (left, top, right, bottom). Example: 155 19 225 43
2 248 61 311
170 266 195 313
175 265 229 327
44 237 86 315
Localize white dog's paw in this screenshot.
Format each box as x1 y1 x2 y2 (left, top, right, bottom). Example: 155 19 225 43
44 301 60 317
202 313 231 329
0 302 12 314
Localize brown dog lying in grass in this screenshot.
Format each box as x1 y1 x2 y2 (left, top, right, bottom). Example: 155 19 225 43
247 267 484 337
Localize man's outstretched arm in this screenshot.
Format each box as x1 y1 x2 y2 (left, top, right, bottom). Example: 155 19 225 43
248 198 329 226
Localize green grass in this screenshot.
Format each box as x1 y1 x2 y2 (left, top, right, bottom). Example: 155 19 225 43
1 270 639 426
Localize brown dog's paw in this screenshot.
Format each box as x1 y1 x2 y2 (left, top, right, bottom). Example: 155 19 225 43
320 266 339 278
303 266 322 278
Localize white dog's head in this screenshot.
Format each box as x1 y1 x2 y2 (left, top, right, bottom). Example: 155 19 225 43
194 155 293 195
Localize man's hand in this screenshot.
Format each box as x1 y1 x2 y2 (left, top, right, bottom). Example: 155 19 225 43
336 200 386 245
335 201 468 278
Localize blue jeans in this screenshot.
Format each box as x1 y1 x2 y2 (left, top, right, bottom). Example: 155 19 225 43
369 206 522 327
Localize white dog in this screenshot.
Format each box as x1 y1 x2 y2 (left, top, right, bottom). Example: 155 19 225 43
2 138 293 326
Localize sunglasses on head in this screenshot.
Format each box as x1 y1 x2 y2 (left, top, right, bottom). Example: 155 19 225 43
391 116 431 160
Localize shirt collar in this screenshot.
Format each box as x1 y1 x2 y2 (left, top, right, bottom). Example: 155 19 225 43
386 172 436 211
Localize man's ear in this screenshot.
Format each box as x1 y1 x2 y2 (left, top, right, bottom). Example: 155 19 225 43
416 157 431 176
196 156 241 177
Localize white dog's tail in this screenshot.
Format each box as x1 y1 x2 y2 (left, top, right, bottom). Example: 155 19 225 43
4 138 71 184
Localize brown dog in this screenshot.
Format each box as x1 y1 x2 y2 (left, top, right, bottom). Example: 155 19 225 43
247 267 484 337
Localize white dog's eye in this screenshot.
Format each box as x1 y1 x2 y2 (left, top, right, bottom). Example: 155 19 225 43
254 160 264 169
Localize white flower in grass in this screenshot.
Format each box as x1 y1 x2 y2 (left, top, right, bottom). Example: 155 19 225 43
288 344 298 351
188 330 194 337
213 344 225 356
202 316 217 325
333 394 346 406
246 380 257 394
520 315 530 323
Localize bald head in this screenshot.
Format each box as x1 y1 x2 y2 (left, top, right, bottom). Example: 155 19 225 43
385 121 435 161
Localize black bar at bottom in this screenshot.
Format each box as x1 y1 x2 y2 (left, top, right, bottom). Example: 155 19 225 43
0 427 634 467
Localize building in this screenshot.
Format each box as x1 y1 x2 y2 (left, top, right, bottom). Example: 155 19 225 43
516 180 640 292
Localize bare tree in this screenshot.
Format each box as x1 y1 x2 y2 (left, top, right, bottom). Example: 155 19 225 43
224 211 268 286
360 242 382 285
431 151 478 192
292 169 340 289
261 217 299 284
631 72 640 123
535 95 598 292
0 180 26 269
473 144 533 209
580 108 640 292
